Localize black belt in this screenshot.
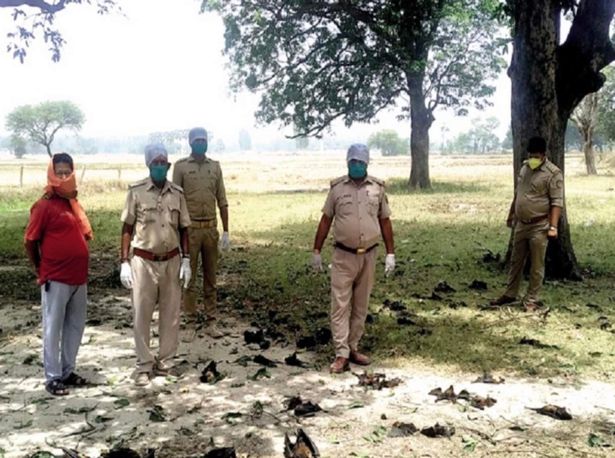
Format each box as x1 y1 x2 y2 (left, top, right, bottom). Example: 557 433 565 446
334 242 378 254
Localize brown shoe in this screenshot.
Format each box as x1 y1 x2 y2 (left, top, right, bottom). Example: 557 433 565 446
489 295 516 306
349 351 371 366
329 357 349 374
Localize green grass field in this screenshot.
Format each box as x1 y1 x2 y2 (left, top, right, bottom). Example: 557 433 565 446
2 152 615 381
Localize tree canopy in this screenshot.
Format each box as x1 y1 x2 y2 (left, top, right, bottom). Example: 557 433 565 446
6 100 85 156
204 0 505 188
0 0 119 62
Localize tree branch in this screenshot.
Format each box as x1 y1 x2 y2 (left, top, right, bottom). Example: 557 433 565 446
556 0 615 117
0 0 67 14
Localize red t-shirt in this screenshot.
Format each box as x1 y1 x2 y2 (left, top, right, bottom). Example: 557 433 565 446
24 195 89 285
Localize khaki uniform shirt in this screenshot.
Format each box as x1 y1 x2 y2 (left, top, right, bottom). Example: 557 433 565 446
322 175 391 249
172 156 228 221
514 159 564 221
121 177 191 253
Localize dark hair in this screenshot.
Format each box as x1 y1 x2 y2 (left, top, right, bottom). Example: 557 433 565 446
52 153 74 171
527 136 547 154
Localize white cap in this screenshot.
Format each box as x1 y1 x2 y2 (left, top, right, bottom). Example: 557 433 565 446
346 143 369 164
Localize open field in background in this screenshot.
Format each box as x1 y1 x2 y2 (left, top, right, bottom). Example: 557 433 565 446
1 152 615 376
2 153 615 457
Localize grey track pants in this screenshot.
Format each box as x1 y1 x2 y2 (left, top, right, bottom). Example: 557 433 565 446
41 281 87 382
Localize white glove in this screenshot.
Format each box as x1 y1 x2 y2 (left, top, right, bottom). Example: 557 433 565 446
312 251 323 272
384 254 396 276
120 261 133 289
179 257 192 288
219 231 230 251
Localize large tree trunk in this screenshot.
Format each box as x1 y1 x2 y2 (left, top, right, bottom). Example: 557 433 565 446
582 132 597 175
508 0 582 280
407 74 433 189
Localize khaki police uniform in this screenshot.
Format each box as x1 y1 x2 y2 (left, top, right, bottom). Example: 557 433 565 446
121 177 191 373
322 175 391 358
504 159 564 303
172 156 228 319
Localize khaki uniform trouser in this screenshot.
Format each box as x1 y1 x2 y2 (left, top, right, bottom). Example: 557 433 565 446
330 248 377 358
184 226 219 319
504 221 549 303
131 255 181 373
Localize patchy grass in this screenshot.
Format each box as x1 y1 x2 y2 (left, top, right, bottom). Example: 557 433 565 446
2 153 615 381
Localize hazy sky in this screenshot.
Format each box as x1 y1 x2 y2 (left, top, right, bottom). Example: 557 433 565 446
0 0 511 144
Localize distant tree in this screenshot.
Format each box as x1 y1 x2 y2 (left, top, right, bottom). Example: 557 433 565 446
148 129 190 154
450 117 500 154
205 0 506 189
564 123 582 151
501 125 513 150
570 93 599 175
9 135 27 158
596 66 615 144
295 136 309 150
367 130 408 156
0 0 119 62
238 129 252 151
6 101 85 157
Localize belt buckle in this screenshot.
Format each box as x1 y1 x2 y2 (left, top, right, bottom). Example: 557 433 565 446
356 247 366 254
153 254 164 261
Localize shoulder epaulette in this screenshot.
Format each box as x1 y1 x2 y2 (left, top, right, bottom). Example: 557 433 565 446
128 178 149 189
368 175 385 186
175 157 189 165
544 160 561 174
169 181 184 193
330 176 347 187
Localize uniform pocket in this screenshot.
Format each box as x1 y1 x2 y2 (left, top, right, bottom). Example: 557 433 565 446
367 197 380 216
138 205 159 224
167 203 181 228
337 197 354 216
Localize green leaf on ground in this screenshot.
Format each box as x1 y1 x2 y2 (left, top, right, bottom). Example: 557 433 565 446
363 426 387 444
462 435 478 452
248 367 271 380
64 406 96 414
347 401 364 409
14 419 33 429
221 411 243 425
113 398 130 409
588 433 609 448
148 405 166 422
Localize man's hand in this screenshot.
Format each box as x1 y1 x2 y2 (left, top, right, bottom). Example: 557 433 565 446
547 226 558 239
120 261 133 289
219 231 230 251
506 216 514 228
384 253 396 276
179 257 192 288
312 251 323 272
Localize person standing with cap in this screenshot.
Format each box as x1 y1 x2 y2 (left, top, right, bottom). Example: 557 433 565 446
172 127 229 338
24 153 93 396
490 136 564 311
312 144 396 373
119 143 192 386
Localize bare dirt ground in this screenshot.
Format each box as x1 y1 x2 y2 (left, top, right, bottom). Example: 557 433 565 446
1 290 615 458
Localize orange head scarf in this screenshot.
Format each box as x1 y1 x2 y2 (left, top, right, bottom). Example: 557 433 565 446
44 157 94 241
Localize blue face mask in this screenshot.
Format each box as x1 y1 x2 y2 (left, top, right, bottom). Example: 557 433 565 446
150 164 168 182
192 141 207 155
348 161 367 179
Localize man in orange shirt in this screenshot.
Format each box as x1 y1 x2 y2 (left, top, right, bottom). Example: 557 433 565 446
24 153 93 396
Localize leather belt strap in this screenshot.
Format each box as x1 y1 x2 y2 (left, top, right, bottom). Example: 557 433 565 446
133 247 180 262
190 219 217 228
334 242 378 255
519 215 548 224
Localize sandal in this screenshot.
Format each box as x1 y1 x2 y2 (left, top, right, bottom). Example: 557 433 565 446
63 372 88 386
46 379 69 396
